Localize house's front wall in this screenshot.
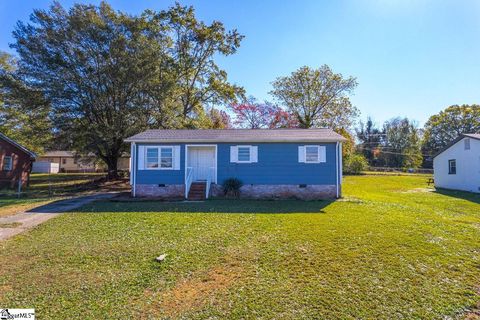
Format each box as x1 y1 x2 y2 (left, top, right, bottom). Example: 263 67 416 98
433 137 480 193
134 142 340 199
0 139 33 188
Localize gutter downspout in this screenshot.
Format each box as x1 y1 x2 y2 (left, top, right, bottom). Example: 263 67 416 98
132 142 136 198
336 142 339 198
339 142 343 198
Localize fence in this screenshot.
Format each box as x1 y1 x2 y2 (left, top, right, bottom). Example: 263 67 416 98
0 173 109 199
0 178 25 198
367 166 433 174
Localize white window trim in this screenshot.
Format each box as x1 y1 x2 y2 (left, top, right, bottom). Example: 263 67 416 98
3 156 12 171
145 146 175 170
185 144 217 185
237 146 252 163
304 145 321 163
448 159 456 175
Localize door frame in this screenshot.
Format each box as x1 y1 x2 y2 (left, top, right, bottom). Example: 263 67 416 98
185 144 217 184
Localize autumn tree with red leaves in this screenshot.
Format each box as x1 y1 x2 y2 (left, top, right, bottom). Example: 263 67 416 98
229 98 297 129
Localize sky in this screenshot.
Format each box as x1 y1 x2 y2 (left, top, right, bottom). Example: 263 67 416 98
1 0 480 126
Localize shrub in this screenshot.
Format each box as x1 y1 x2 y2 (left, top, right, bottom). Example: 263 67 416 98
222 178 243 198
344 154 368 174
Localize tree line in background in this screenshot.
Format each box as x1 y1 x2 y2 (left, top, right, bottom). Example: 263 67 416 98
1 1 479 177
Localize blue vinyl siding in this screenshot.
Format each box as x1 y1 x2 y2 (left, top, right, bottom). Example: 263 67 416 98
135 142 338 185
217 143 337 185
135 144 185 184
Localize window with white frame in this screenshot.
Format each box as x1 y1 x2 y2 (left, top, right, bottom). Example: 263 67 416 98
146 147 174 169
160 147 173 168
448 159 456 175
146 148 159 168
465 138 470 150
3 156 12 171
299 145 326 163
237 146 251 162
305 146 320 163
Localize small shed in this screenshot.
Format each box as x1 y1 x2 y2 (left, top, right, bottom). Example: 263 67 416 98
32 161 60 174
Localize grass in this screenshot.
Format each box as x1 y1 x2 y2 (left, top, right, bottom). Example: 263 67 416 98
0 175 479 319
0 222 22 228
0 173 127 217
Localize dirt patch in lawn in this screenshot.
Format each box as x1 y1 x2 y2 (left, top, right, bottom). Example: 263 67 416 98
158 263 243 317
139 247 253 318
401 188 434 193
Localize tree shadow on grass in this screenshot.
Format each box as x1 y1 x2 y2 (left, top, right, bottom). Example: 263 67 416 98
434 188 480 204
74 198 336 214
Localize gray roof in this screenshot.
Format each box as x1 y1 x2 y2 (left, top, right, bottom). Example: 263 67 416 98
41 151 76 157
433 133 480 158
463 133 480 140
0 132 36 159
125 129 347 143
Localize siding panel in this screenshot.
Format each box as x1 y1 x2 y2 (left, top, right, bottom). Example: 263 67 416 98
135 142 338 186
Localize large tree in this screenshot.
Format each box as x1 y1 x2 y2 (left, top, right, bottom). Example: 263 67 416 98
229 97 296 129
159 3 245 123
423 105 480 155
11 2 243 177
382 117 423 169
0 51 52 154
356 117 385 166
270 65 358 129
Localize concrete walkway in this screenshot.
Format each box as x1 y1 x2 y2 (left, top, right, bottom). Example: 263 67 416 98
0 193 118 241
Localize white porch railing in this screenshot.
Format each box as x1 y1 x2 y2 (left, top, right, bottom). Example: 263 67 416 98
185 166 215 199
185 166 193 199
205 166 215 199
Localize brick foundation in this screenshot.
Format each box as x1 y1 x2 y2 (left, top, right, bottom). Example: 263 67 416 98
135 184 184 199
135 183 337 200
211 184 337 200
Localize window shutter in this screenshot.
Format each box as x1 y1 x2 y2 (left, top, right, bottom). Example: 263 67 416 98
174 146 181 170
319 146 326 163
251 146 258 163
298 146 305 163
230 146 238 163
138 145 145 170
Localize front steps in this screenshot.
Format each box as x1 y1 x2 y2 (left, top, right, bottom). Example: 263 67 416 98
188 181 207 200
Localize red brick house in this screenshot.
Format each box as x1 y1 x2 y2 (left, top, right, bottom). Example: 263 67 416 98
0 133 37 189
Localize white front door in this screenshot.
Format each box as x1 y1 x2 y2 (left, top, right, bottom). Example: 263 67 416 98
188 147 216 182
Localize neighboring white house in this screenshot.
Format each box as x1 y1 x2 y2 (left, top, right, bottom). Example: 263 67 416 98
37 151 130 173
433 133 480 193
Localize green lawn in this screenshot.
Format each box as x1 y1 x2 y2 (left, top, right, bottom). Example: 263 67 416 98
1 175 479 319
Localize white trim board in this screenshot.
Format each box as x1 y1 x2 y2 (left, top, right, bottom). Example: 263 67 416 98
185 144 218 184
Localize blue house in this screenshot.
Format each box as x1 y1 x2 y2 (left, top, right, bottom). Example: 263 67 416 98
125 129 346 200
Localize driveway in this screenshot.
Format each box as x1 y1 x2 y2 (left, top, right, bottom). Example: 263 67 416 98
0 193 118 241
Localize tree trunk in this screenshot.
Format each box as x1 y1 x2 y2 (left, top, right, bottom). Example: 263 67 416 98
105 155 119 180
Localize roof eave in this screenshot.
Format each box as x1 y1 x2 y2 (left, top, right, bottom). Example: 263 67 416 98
0 133 37 159
432 134 480 158
124 138 347 143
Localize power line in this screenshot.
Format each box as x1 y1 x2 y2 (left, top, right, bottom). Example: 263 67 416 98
357 146 433 157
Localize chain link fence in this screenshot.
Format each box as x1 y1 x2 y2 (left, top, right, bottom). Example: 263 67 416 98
0 173 111 199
